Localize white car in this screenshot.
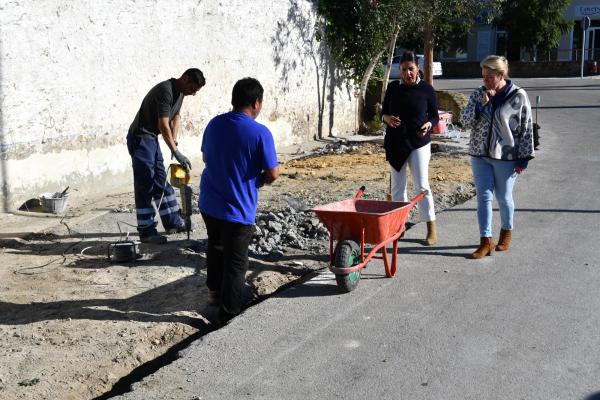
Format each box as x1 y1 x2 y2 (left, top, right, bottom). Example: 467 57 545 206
383 54 443 79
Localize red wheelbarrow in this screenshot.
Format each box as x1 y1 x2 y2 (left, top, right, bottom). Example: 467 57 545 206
313 186 425 292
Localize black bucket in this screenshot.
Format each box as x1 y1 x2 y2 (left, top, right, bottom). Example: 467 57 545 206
108 241 141 263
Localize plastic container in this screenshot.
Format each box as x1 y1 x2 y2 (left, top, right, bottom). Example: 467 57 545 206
40 193 69 214
432 111 453 134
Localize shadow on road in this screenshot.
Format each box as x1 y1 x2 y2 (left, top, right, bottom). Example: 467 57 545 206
399 244 475 259
278 282 340 298
445 207 600 214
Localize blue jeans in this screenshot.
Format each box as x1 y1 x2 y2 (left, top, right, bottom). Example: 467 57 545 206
471 156 518 237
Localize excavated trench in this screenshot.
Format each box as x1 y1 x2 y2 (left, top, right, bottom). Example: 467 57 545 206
92 139 475 399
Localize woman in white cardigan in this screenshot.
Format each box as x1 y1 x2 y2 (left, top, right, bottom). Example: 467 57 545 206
460 55 535 259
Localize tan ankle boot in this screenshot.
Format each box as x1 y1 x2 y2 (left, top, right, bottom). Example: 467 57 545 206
424 221 437 246
496 229 512 251
471 237 495 259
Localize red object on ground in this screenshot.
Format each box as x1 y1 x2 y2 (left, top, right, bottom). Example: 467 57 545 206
313 187 424 278
432 111 453 134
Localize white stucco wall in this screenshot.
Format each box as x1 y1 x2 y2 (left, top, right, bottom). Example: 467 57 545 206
0 0 356 208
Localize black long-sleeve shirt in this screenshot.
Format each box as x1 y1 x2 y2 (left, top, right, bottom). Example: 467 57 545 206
381 79 439 149
381 79 439 171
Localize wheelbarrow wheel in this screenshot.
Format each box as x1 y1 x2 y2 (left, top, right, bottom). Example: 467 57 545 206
334 240 361 293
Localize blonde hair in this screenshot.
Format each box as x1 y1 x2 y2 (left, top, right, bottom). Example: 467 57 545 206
480 55 509 77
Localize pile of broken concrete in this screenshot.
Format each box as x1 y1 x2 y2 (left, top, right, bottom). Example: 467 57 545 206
250 206 329 258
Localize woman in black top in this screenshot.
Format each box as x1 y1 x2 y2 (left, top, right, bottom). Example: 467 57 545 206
381 51 439 245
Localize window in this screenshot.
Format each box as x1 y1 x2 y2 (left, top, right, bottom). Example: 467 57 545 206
496 31 508 57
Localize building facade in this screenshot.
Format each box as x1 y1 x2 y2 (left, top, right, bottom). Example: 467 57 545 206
443 1 599 62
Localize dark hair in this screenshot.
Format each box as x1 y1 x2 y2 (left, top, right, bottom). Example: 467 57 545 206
231 77 264 109
183 68 206 87
400 51 417 64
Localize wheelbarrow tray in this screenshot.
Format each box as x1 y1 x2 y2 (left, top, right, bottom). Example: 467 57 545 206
313 199 414 244
313 190 424 284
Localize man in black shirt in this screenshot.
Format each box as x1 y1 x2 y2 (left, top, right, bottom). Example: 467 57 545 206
127 68 205 244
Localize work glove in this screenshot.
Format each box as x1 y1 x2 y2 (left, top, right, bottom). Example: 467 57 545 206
172 149 192 171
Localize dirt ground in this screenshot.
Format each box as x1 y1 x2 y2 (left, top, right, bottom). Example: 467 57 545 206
0 140 473 399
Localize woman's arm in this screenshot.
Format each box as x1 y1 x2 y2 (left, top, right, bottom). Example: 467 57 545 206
516 90 535 167
460 88 483 129
381 82 401 128
426 86 439 128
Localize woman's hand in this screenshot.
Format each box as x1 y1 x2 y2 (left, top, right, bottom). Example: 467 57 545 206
515 166 526 174
481 89 496 106
383 114 401 128
418 122 432 137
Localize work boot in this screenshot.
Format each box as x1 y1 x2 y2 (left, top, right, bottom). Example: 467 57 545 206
496 229 512 252
471 237 495 259
165 222 196 235
424 221 437 246
140 233 167 245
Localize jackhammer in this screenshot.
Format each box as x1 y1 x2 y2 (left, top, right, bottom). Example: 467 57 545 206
170 163 193 240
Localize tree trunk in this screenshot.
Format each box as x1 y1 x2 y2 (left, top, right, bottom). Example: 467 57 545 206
312 49 329 139
380 24 401 106
317 62 328 139
328 58 335 137
358 49 385 133
423 21 434 85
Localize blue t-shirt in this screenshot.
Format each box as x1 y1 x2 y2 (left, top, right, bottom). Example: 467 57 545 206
199 112 278 225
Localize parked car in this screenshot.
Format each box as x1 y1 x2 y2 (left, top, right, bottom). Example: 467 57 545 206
383 54 442 79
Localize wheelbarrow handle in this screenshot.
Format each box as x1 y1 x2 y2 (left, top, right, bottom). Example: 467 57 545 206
354 185 366 200
410 189 428 206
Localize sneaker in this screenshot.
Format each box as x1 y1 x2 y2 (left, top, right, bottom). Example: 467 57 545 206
139 234 167 245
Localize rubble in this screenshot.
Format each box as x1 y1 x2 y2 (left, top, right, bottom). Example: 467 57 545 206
312 140 359 156
249 206 329 258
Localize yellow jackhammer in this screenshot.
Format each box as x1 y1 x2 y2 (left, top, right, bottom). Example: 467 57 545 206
170 163 193 240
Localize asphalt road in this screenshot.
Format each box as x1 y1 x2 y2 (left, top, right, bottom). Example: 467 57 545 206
117 77 600 400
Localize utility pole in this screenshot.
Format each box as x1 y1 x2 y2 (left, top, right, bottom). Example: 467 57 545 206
581 16 591 79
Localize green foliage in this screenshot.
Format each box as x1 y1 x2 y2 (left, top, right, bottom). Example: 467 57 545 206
316 0 400 84
390 1 504 63
366 114 385 133
412 0 504 45
315 0 503 123
496 0 570 54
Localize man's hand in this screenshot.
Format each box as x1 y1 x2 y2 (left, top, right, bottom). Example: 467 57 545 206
262 167 279 185
173 149 192 171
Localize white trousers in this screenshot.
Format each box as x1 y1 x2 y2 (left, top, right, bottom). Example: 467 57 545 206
390 143 435 222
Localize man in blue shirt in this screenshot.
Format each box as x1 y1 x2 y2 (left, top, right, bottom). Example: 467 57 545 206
199 77 279 325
